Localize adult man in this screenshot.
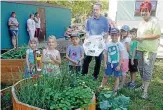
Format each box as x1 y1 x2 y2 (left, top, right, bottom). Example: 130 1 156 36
82 3 109 79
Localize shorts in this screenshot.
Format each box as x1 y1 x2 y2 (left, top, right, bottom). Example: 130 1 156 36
129 59 138 72
105 63 121 77
121 59 129 73
9 30 18 37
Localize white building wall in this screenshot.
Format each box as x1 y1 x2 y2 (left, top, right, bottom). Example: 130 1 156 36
108 0 163 30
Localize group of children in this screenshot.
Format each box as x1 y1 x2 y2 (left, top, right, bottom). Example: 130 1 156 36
100 25 139 95
25 25 139 95
25 33 84 77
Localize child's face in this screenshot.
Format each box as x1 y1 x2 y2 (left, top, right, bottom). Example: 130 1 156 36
111 33 119 42
30 41 37 50
121 30 128 37
131 31 137 39
48 38 56 49
71 37 80 45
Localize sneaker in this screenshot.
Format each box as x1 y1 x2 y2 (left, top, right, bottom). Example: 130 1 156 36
141 92 148 99
129 82 136 88
135 86 144 92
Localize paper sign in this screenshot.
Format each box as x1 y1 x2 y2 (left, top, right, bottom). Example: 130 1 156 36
83 35 105 56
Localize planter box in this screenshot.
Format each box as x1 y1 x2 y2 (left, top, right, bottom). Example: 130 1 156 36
1 59 26 85
12 78 96 110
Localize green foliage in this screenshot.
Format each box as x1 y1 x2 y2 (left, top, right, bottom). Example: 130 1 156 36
1 90 12 110
1 45 27 59
38 0 109 18
15 63 94 109
98 90 130 110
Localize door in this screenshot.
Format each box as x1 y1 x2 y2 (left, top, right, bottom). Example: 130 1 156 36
37 8 46 41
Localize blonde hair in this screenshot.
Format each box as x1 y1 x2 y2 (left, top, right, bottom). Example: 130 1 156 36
28 38 38 48
48 35 57 48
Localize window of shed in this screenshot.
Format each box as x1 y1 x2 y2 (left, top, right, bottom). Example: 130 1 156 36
134 0 157 16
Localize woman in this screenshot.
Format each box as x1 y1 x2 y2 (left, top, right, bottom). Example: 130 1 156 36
27 14 36 40
134 1 161 99
8 12 19 48
34 12 41 41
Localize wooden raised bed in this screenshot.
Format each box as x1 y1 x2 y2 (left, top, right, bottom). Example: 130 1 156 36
1 59 26 85
12 78 96 110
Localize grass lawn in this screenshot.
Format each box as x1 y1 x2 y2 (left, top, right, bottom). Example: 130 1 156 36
87 59 163 110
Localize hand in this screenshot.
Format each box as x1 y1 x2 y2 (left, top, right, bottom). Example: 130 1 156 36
49 54 54 60
72 60 78 65
15 24 19 27
40 29 42 32
104 63 107 70
131 59 134 65
116 65 120 71
134 37 143 42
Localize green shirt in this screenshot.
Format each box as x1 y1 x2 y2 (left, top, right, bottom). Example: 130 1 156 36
137 17 161 53
129 40 138 59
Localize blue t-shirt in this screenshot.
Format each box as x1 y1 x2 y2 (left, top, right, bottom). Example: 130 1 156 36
67 45 83 66
86 16 109 35
105 42 124 63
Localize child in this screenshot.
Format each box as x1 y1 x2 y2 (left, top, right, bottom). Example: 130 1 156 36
42 35 61 75
100 28 124 95
66 33 84 73
25 38 39 78
128 28 138 88
120 25 131 89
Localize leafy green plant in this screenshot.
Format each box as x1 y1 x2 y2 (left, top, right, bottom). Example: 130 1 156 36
98 89 130 110
1 45 27 59
1 89 12 110
15 62 94 110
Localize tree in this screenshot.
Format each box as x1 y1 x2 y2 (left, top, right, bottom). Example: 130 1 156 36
38 0 109 18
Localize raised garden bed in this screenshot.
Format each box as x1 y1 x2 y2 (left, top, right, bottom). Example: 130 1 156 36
1 46 27 85
11 71 96 110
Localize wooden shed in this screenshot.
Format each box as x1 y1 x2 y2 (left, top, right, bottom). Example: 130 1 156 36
1 1 71 49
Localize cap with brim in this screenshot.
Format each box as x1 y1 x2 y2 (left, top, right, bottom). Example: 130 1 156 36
110 28 120 34
121 25 130 31
70 33 80 38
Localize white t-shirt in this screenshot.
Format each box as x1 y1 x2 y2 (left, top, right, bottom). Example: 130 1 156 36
121 37 131 59
34 17 41 28
105 41 124 63
27 19 35 31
